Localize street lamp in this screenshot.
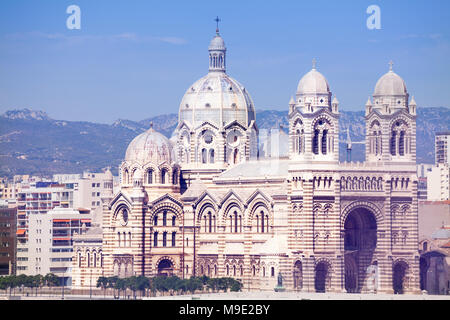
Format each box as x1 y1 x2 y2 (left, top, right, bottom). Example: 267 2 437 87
62 270 65 300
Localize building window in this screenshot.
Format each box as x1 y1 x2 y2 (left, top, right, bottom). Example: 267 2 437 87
163 232 167 247
172 215 176 226
153 232 158 247
163 211 167 226
161 169 167 184
172 232 176 247
147 169 153 184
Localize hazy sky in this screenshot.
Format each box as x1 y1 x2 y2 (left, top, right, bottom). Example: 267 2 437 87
0 0 449 123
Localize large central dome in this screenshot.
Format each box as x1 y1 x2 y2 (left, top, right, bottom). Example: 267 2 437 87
178 31 255 129
179 72 255 128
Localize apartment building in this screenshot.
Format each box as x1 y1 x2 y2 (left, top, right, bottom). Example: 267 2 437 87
436 132 450 166
15 170 114 275
0 204 17 275
27 207 92 286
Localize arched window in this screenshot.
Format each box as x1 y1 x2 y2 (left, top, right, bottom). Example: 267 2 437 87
161 169 167 184
128 232 131 247
390 131 397 155
163 211 167 226
202 149 207 164
252 265 256 276
172 170 178 185
94 252 97 267
313 129 320 154
399 131 405 156
208 212 212 233
321 130 328 154
124 169 129 184
87 252 90 267
163 232 167 247
226 265 230 276
172 215 176 226
172 232 176 247
153 232 158 247
147 169 153 184
118 232 121 247
261 211 265 233
271 267 275 277
78 252 82 267
154 214 158 226
209 149 215 163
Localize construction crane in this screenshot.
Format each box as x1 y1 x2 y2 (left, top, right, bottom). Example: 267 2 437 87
341 127 365 162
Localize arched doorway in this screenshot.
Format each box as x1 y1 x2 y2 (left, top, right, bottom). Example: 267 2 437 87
343 206 377 292
158 259 174 276
344 255 358 293
393 261 408 294
293 261 303 291
314 261 330 293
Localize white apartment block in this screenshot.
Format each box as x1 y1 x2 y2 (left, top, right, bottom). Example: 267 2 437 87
435 132 450 166
16 170 114 275
427 164 450 201
27 207 93 286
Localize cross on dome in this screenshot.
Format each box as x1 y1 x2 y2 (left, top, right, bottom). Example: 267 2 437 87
312 58 317 70
215 16 221 34
389 60 394 72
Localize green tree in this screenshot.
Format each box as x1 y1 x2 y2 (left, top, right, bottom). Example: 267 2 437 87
96 276 109 298
107 276 119 299
136 276 150 298
186 277 202 294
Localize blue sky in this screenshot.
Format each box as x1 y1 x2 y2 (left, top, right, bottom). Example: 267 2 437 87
0 0 449 123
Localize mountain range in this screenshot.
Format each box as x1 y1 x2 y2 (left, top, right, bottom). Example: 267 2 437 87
0 107 448 178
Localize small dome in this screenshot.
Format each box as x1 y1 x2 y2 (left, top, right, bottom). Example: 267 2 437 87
431 227 450 240
297 68 330 95
125 126 174 165
209 34 226 50
374 70 407 96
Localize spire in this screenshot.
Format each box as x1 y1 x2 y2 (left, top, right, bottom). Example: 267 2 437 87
332 96 339 104
215 16 221 35
410 95 417 106
208 17 226 73
289 96 295 105
366 96 372 106
312 58 317 70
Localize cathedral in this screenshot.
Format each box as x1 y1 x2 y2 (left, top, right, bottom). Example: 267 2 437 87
73 26 421 294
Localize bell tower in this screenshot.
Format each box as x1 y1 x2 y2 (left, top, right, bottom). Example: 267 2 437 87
365 62 416 164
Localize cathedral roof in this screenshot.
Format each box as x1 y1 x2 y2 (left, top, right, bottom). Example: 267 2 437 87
124 125 174 165
178 30 255 129
296 66 330 96
373 68 407 97
179 69 255 129
218 159 289 179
